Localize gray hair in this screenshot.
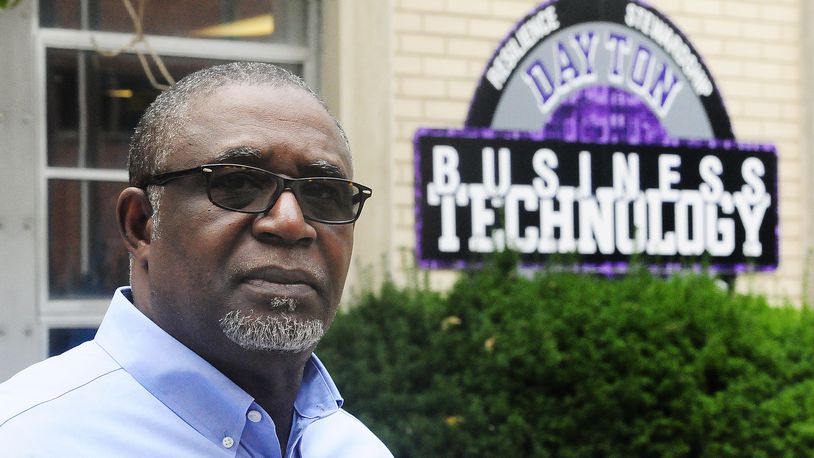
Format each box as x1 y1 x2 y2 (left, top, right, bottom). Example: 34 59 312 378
129 61 349 188
128 62 350 237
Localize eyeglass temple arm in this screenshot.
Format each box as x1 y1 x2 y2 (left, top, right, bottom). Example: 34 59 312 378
143 167 203 187
353 188 373 203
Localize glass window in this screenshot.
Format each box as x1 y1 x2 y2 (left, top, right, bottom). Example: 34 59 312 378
48 180 129 299
48 327 98 356
45 49 305 298
46 49 302 170
39 0 307 45
31 0 318 365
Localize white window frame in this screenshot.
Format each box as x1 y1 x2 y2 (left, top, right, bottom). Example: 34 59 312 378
33 0 322 358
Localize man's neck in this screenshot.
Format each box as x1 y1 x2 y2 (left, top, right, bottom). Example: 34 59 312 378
212 348 311 454
132 291 312 453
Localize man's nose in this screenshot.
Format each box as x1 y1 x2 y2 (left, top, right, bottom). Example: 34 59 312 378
252 191 317 245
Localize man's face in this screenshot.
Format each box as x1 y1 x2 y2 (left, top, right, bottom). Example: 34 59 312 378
145 83 354 356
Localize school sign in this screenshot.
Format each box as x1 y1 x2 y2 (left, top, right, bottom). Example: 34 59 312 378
414 0 778 272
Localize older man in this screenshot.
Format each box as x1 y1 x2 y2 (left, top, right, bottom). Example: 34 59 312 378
0 62 390 457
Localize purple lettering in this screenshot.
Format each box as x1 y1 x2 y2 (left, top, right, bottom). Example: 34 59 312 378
630 44 651 89
523 60 556 106
605 32 629 81
573 31 597 74
555 41 580 85
649 62 682 111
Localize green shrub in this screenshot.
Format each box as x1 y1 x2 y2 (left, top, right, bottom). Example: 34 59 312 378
318 256 814 457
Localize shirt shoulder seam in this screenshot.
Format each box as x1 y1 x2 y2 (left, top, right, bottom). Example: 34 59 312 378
0 366 123 428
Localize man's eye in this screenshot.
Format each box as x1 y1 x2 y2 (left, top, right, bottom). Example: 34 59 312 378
302 182 347 202
212 172 264 191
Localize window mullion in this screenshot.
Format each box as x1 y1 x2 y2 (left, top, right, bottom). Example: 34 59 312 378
38 28 310 63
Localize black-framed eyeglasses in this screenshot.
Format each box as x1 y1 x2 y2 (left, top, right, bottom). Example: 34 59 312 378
143 163 373 224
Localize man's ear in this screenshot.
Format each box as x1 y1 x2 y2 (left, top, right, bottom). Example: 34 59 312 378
116 187 154 263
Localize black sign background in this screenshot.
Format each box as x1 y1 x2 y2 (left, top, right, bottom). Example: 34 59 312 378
416 129 778 271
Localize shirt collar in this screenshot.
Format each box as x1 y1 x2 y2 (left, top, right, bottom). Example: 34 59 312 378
95 287 252 448
95 287 344 448
295 353 344 419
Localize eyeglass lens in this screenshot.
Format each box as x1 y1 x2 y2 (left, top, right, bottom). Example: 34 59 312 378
206 165 360 221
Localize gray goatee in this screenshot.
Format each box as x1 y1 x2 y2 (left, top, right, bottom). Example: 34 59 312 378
219 298 324 352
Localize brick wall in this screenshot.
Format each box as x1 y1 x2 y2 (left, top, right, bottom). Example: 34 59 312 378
388 0 805 303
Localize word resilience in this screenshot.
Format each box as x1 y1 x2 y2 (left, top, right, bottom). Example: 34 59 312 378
415 129 777 271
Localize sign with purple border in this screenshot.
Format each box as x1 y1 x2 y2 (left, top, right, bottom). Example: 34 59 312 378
414 0 779 272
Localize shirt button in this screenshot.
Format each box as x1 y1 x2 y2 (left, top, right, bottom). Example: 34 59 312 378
222 436 235 448
247 410 262 423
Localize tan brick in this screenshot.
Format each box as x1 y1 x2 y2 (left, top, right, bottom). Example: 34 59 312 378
740 21 782 41
779 104 801 121
425 100 469 120
422 56 470 78
743 62 783 81
396 206 415 227
681 0 723 16
667 14 703 36
761 43 800 63
743 101 782 118
776 280 803 303
707 57 744 77
397 0 446 13
467 17 513 39
397 120 431 142
723 41 760 59
732 119 762 138
701 18 742 38
780 63 800 82
423 15 468 35
719 80 762 98
762 121 799 141
428 270 461 291
446 0 491 15
394 98 424 118
447 79 478 100
779 24 801 42
723 99 743 117
394 158 415 185
467 60 489 79
722 1 761 19
447 37 495 59
398 33 445 54
399 77 446 97
394 12 422 32
760 4 799 23
392 187 415 206
760 82 801 101
490 1 537 20
393 55 422 76
779 157 803 172
393 140 413 155
690 36 724 56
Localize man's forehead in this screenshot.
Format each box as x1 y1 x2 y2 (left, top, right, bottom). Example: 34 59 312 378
174 84 352 175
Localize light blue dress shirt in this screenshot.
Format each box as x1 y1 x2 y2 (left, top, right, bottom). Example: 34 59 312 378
0 287 392 457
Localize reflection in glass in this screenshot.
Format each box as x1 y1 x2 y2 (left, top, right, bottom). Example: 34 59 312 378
46 48 303 169
48 328 98 356
39 0 307 45
48 180 129 299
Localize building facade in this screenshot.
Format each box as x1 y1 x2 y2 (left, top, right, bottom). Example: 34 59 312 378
0 0 810 380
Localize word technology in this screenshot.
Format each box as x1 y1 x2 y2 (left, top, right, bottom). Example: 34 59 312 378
415 129 778 272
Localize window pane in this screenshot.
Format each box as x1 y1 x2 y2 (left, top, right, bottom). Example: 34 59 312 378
48 327 98 356
39 0 307 45
48 180 129 299
46 48 304 169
